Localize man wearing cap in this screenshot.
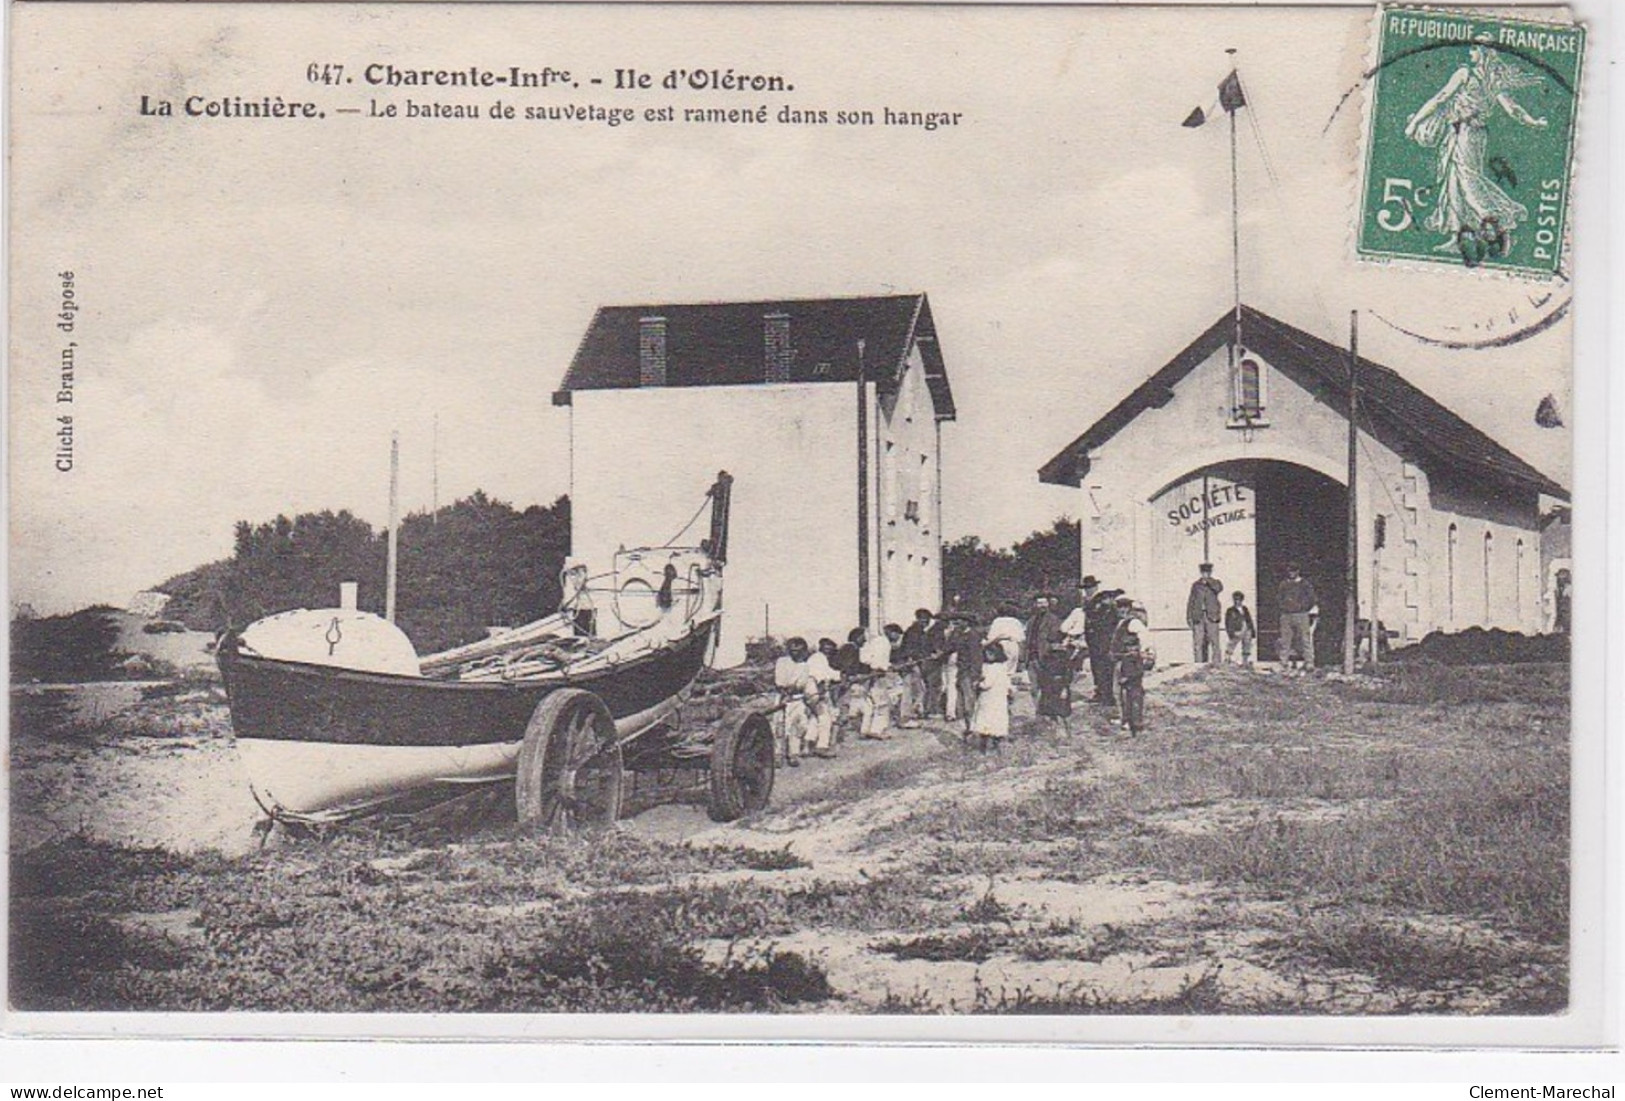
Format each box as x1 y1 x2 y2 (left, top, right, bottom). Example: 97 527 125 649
1186 562 1225 665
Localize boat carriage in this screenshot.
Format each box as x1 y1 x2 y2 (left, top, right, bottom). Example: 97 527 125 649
217 473 776 829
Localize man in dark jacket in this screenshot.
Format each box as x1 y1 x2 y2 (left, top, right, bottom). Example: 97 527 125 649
948 616 984 734
1277 563 1320 670
922 610 948 718
1081 578 1122 704
1186 562 1224 664
1024 595 1062 707
1223 591 1256 667
897 609 936 725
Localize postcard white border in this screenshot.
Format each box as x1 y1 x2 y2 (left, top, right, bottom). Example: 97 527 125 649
1 0 1617 1070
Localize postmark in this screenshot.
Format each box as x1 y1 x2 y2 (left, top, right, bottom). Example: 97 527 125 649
1357 5 1584 278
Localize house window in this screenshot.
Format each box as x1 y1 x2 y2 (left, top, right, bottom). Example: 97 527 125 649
1230 354 1267 425
1482 530 1493 622
904 500 920 522
1446 523 1458 624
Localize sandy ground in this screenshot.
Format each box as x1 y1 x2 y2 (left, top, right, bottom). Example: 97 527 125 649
10 684 263 854
8 660 1564 1013
9 665 1187 857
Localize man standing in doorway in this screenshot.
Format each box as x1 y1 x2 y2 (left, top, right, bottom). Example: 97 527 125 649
1278 563 1320 671
1186 563 1224 664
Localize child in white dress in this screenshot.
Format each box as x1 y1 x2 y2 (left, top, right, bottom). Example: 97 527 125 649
972 642 1012 753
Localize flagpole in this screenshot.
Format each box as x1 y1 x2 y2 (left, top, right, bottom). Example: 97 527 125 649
1227 49 1241 356
1344 311 1359 675
386 430 400 624
856 338 871 631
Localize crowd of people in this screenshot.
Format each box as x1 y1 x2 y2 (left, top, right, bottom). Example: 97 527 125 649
769 577 1164 768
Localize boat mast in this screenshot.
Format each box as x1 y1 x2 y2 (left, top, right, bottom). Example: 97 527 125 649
856 338 871 631
386 431 400 622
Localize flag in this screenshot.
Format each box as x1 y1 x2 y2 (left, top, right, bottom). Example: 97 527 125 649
1183 70 1245 127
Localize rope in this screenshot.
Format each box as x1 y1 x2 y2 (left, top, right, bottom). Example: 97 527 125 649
1243 97 1338 332
660 494 713 549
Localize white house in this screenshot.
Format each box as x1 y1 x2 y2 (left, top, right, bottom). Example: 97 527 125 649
555 294 956 666
1038 306 1567 664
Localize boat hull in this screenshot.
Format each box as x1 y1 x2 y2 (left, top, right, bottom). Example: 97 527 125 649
219 618 716 819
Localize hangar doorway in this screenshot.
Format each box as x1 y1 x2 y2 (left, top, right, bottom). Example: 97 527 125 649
1147 460 1346 664
1253 463 1347 665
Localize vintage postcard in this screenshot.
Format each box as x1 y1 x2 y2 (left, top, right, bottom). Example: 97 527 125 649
5 2 1606 1046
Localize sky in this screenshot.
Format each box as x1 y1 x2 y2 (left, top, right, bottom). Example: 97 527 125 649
9 3 1578 614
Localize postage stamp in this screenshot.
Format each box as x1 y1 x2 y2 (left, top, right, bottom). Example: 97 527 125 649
1357 5 1585 277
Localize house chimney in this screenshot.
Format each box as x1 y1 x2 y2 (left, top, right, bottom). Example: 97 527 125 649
638 316 667 386
764 312 791 384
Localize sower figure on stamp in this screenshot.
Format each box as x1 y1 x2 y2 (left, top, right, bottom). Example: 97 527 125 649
1186 562 1224 664
1405 43 1548 255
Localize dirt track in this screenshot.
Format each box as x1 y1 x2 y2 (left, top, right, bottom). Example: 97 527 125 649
9 668 1180 857
9 662 1568 1014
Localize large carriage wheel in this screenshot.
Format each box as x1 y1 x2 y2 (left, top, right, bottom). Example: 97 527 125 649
517 688 624 831
707 711 776 822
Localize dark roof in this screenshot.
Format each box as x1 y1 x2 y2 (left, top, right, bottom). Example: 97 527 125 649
554 293 955 420
1037 305 1567 501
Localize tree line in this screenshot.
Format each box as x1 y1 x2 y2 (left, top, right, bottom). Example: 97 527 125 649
12 502 1076 681
153 504 1078 651
158 493 572 655
942 517 1082 622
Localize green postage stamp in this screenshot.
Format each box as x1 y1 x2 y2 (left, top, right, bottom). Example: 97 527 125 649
1358 5 1585 277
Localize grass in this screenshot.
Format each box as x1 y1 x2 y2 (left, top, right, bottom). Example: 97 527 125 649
8 828 929 1011
10 833 845 1011
10 662 1569 1014
1109 668 1568 937
873 922 1142 966
876 968 1243 1015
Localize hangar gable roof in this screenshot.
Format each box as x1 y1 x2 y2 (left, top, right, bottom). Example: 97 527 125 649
1036 306 1567 502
